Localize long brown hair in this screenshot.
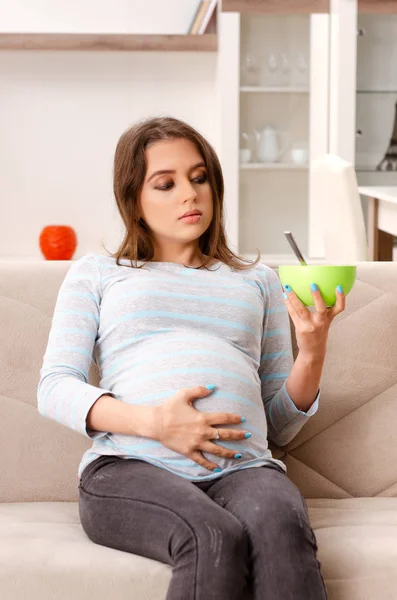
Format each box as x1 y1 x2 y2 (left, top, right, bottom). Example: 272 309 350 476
111 116 260 270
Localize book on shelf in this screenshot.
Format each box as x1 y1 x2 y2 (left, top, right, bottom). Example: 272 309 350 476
188 0 217 35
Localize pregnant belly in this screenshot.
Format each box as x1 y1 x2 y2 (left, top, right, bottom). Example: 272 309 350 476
108 337 262 416
100 338 271 476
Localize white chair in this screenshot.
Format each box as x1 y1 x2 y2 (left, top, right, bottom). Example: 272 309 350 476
312 154 368 263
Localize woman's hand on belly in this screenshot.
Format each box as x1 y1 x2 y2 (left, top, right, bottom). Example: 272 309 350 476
151 386 249 472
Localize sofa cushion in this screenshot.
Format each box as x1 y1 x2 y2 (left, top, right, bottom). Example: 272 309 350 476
2 498 397 600
0 502 171 600
308 497 397 599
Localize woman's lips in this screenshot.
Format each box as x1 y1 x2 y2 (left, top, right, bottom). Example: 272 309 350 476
180 214 202 224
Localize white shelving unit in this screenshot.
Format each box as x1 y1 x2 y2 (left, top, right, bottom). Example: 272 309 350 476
355 15 397 241
328 3 397 244
218 10 330 263
219 1 397 265
355 15 397 180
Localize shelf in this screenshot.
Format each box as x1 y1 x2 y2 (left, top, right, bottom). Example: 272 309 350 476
240 86 309 93
0 33 217 52
240 162 308 170
222 0 329 14
357 90 397 94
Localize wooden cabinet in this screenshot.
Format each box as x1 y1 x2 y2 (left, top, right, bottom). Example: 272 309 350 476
358 1 397 13
222 0 397 15
222 0 329 14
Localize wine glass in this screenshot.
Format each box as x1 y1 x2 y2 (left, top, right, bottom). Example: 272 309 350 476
239 132 252 164
296 54 308 74
280 53 290 74
267 52 278 74
241 53 259 86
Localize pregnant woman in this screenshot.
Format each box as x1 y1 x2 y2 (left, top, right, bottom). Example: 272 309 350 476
38 117 344 600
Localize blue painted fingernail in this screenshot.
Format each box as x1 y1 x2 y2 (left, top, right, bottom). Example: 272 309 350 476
284 285 292 293
283 292 288 300
241 417 246 423
235 453 243 459
337 285 343 294
311 283 318 292
244 432 252 439
214 468 222 473
206 384 216 390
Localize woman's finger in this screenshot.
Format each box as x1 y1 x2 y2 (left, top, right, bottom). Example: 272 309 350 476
331 285 345 317
201 441 242 461
310 283 327 316
190 450 220 472
283 285 311 321
206 427 248 442
282 290 301 327
206 412 245 427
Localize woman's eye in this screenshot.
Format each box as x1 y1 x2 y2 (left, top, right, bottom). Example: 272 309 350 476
155 181 174 191
192 174 208 184
154 174 207 190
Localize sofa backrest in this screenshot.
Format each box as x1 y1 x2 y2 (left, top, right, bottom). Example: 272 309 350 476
1 260 397 502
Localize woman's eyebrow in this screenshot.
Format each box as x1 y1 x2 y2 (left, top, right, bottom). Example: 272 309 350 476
147 169 174 183
147 162 206 183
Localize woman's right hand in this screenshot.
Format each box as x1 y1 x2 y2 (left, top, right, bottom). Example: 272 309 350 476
151 385 249 472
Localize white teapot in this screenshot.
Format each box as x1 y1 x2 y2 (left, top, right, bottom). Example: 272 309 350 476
254 126 289 163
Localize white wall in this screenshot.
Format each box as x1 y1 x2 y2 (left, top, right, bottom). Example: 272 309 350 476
0 50 218 259
0 0 201 34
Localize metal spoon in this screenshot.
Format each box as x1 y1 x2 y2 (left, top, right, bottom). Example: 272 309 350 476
284 231 308 266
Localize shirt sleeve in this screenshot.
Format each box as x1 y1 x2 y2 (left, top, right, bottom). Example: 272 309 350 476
37 253 113 438
257 265 319 447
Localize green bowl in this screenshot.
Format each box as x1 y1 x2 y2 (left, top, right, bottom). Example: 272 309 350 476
278 265 356 307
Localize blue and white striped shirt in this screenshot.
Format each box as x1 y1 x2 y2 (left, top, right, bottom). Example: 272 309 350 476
37 253 318 480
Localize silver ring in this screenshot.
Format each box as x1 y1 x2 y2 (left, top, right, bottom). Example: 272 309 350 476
214 428 220 440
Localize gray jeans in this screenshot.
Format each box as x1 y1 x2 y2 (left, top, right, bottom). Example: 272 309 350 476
79 456 328 600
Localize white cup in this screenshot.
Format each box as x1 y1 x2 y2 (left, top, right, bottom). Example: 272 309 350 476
291 147 308 165
239 148 252 164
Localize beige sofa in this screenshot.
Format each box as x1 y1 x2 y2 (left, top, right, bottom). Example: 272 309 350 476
1 260 397 600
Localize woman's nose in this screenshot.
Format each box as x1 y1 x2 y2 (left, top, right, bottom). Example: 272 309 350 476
181 180 197 203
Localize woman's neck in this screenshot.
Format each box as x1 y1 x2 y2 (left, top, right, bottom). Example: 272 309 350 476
151 244 204 267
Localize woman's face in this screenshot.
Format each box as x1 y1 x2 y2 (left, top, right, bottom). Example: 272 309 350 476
139 138 213 253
